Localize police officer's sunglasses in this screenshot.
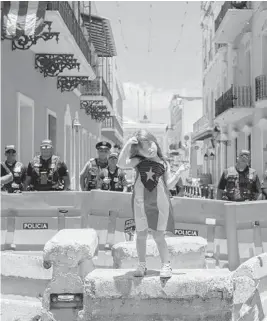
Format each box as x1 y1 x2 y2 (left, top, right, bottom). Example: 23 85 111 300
41 145 52 150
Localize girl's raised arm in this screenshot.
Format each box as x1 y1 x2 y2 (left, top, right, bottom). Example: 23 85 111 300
164 163 190 190
117 137 140 169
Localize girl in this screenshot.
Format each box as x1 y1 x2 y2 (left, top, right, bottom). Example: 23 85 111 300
118 130 189 278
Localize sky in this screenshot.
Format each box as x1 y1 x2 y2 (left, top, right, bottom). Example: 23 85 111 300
93 1 202 124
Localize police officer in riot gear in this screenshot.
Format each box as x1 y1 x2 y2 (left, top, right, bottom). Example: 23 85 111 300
99 152 128 192
1 145 27 193
217 150 261 201
80 141 111 191
24 139 70 191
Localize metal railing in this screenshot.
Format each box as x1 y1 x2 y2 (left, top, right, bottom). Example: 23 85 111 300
102 116 123 137
183 185 216 199
215 1 251 32
46 1 96 74
193 115 209 133
255 75 267 101
215 85 252 118
80 77 113 107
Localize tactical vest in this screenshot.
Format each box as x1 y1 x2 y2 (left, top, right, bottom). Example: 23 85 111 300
1 161 24 193
224 166 256 201
31 155 60 191
86 158 108 191
108 167 125 192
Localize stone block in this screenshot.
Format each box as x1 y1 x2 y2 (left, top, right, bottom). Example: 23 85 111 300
41 228 98 321
78 268 233 321
112 236 207 269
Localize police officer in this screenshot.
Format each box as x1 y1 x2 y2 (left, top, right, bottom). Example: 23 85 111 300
99 152 128 192
80 141 111 191
258 169 267 200
24 139 70 191
217 150 261 201
1 145 27 193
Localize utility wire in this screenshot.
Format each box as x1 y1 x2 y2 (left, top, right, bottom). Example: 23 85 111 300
148 3 153 53
116 1 128 50
173 1 189 52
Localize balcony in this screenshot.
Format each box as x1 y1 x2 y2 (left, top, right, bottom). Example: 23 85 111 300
214 1 253 44
31 1 96 78
192 115 213 142
215 85 254 124
255 75 267 108
101 116 123 144
80 77 113 113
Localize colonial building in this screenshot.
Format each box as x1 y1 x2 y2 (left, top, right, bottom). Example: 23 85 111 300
167 95 202 172
1 1 124 190
123 115 168 156
192 1 267 185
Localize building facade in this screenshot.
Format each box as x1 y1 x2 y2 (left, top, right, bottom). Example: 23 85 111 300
1 1 123 190
123 115 168 156
167 95 202 172
192 1 267 185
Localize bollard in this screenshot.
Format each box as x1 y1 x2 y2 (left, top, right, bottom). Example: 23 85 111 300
41 229 98 321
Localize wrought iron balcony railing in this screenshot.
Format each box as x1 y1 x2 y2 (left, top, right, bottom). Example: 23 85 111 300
102 116 123 137
215 1 251 33
46 1 96 74
193 115 209 133
215 85 252 118
80 77 113 107
255 75 267 101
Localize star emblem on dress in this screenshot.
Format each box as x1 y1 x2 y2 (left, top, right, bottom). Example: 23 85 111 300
146 168 155 181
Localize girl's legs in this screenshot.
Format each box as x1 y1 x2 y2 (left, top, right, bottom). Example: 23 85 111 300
152 231 170 263
134 229 148 276
136 229 148 262
152 231 172 277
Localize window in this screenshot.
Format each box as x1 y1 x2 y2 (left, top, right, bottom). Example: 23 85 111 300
247 134 251 152
47 109 57 153
235 138 238 161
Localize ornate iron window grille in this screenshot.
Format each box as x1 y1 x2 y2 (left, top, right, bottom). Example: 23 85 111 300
255 75 267 101
35 54 80 77
57 76 89 92
215 85 252 117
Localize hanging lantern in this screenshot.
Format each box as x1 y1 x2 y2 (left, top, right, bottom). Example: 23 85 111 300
204 153 208 161
209 152 215 161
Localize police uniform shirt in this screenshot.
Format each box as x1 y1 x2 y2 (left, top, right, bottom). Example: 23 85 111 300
107 167 128 191
27 156 68 190
1 161 27 190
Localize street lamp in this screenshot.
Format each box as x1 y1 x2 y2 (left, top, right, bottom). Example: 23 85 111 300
209 152 215 160
204 153 208 161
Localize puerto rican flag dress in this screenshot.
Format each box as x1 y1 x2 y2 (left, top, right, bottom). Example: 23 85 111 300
132 159 175 233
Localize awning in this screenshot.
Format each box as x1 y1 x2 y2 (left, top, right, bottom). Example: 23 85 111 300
81 14 117 57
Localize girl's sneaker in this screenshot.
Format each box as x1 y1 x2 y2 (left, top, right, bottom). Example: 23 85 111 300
133 262 147 277
160 262 172 278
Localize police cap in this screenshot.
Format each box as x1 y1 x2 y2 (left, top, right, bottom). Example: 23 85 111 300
40 139 53 147
96 141 111 150
239 149 250 160
109 152 119 159
5 145 16 153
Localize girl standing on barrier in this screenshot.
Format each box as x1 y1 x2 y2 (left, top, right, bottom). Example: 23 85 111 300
118 130 189 278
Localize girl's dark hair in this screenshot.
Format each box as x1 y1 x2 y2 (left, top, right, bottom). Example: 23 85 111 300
129 129 166 163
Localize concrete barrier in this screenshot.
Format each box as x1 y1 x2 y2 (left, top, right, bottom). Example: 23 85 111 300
1 191 267 270
232 253 267 321
112 236 207 269
78 268 233 321
41 228 98 321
